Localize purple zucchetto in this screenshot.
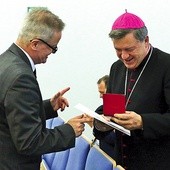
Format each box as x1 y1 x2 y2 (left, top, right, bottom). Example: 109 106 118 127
112 11 145 30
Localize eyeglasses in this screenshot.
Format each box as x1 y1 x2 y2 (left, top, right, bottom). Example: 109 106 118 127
37 38 58 54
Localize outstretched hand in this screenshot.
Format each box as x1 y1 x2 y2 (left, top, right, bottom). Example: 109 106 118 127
67 114 94 137
82 114 94 127
50 87 70 112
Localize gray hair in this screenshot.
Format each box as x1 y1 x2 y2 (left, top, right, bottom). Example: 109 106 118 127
109 26 148 42
17 8 65 44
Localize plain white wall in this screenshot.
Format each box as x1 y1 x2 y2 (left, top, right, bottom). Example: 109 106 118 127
1 0 170 139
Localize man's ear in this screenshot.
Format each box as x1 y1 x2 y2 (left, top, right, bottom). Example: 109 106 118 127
30 39 39 51
145 36 149 43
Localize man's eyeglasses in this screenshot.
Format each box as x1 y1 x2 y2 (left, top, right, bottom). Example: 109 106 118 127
37 38 58 54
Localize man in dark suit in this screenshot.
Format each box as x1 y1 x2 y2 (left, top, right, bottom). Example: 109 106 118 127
0 8 92 170
94 11 170 170
93 75 116 159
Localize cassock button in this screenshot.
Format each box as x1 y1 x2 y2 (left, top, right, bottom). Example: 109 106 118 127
123 155 127 158
123 144 127 147
130 78 135 82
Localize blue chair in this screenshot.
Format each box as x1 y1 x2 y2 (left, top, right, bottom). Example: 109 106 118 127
65 135 91 170
42 117 65 169
50 149 70 170
51 117 65 128
42 152 55 170
45 117 64 129
85 145 116 170
46 119 53 129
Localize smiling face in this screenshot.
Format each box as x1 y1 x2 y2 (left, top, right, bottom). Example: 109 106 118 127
112 32 149 69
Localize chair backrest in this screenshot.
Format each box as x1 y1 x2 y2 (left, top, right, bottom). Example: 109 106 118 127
51 117 65 128
50 149 70 170
45 117 64 129
46 119 53 129
42 118 121 170
42 117 65 169
65 135 91 170
85 145 116 170
42 152 55 170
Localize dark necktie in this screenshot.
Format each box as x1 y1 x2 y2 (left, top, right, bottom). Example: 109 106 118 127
33 69 36 78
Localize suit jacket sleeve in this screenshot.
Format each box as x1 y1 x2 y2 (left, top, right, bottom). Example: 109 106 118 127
5 70 75 156
43 99 58 119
